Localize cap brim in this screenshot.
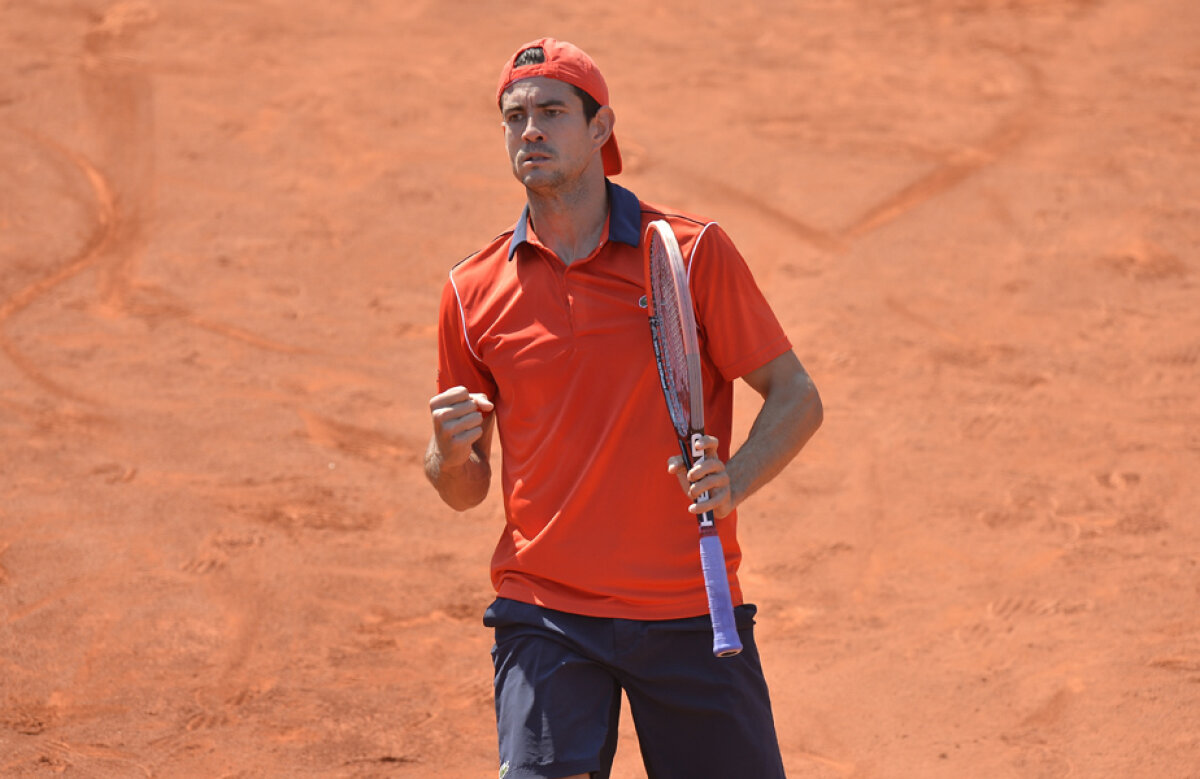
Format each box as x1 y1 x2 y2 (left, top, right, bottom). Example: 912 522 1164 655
602 133 622 176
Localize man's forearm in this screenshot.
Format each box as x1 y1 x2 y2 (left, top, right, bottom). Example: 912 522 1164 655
727 370 822 509
425 437 492 511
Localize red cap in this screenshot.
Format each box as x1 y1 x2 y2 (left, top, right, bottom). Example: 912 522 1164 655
497 38 622 177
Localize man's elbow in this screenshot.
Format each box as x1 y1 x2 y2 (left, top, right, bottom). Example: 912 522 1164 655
440 485 489 513
795 372 823 437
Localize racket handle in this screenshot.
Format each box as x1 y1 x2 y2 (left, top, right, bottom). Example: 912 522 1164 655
699 528 743 657
690 433 713 507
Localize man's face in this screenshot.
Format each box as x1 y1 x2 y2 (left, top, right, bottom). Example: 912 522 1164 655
500 76 599 192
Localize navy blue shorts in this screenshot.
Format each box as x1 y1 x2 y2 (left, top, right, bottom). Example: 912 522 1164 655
484 598 786 779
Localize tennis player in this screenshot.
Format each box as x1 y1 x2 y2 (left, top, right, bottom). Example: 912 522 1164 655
425 38 823 779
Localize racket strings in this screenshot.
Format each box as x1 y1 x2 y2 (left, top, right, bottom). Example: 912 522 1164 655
649 238 691 438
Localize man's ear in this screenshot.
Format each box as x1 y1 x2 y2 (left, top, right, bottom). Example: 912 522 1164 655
591 106 615 149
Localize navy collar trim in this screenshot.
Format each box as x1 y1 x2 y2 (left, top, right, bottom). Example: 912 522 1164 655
507 180 641 261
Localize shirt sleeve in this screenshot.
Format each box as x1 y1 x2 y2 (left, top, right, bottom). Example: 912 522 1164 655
436 272 498 398
687 223 792 381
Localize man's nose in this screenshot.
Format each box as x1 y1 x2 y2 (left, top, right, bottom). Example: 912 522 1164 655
521 116 544 143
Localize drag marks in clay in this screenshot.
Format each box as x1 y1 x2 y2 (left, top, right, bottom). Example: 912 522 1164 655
0 4 304 408
663 42 1046 259
178 528 264 577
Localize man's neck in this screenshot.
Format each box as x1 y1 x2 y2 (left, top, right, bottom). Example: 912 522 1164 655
526 172 609 265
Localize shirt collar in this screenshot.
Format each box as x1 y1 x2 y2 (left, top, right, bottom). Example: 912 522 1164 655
507 180 642 261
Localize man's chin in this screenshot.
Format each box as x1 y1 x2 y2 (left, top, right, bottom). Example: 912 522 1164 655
515 168 564 192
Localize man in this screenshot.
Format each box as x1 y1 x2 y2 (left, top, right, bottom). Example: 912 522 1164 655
425 37 822 779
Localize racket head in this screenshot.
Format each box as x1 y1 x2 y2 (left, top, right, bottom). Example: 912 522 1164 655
644 219 706 441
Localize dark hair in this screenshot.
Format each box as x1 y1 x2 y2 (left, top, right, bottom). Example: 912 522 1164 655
511 46 601 123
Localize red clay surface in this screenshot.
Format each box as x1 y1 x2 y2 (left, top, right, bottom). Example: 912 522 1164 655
2 1 1199 776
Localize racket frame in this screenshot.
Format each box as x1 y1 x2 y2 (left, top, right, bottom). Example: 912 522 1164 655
644 219 743 658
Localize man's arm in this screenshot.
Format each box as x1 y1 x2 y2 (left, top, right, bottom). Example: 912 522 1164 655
726 349 822 510
671 350 822 518
425 386 496 511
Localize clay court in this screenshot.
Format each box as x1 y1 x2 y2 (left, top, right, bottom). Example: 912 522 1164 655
2 0 1198 776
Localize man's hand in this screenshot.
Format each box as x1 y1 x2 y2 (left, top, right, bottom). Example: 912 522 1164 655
429 386 495 468
667 435 734 519
426 386 495 511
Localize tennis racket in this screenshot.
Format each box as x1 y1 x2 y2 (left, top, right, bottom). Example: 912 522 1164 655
644 219 743 658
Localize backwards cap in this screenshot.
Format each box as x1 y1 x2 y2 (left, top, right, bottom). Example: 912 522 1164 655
496 37 622 176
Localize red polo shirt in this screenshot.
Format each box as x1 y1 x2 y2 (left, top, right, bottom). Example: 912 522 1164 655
436 181 791 619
